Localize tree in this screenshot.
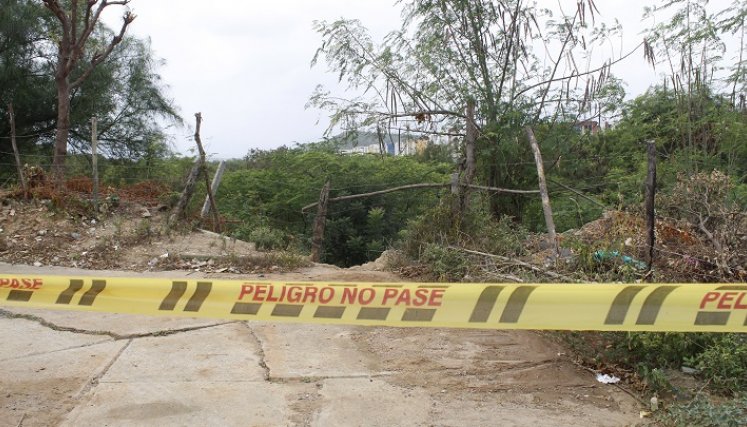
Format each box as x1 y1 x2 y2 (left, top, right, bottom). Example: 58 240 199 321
42 0 135 185
310 0 637 219
1 1 180 183
0 0 57 146
642 0 747 170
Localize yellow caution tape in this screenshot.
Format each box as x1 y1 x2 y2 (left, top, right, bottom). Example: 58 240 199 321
1 275 746 332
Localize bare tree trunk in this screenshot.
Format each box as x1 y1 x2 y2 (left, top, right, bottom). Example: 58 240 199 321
201 161 226 218
170 162 201 224
192 113 221 232
43 0 135 187
7 102 27 196
311 181 331 263
645 141 657 269
52 76 71 187
525 127 558 257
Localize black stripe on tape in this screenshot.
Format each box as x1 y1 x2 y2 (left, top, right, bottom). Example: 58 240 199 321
7 290 33 302
695 311 730 326
184 282 212 312
605 286 645 325
272 304 303 317
636 286 678 325
357 307 390 320
78 280 106 306
159 281 187 311
499 286 537 323
56 280 83 304
469 286 505 323
314 306 346 319
401 308 436 322
231 302 261 315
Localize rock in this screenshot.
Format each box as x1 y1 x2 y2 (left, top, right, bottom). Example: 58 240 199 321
33 261 42 267
141 209 152 218
70 232 81 240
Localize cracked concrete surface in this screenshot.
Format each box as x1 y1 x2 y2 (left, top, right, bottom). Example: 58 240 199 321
1 265 643 426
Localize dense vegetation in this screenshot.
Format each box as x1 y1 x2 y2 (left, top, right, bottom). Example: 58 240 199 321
218 147 451 267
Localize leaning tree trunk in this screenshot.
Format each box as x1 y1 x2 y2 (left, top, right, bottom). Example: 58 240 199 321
52 75 71 187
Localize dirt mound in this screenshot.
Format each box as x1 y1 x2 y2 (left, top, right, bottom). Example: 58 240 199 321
569 210 745 282
0 200 306 274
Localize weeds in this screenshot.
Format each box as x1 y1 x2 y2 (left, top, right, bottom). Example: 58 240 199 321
656 394 747 427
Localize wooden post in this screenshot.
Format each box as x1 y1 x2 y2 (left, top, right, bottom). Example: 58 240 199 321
525 126 558 257
170 161 201 223
461 100 477 213
311 181 331 263
450 172 461 221
7 102 27 196
201 160 226 218
91 117 99 211
645 140 657 269
192 113 221 232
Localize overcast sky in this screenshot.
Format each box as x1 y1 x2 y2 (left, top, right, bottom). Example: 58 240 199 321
100 1 689 159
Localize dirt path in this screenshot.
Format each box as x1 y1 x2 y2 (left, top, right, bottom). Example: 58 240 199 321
0 262 642 427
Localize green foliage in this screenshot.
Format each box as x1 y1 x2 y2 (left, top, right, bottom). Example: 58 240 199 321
0 0 179 177
218 147 451 266
688 334 747 395
657 394 747 427
245 226 288 251
419 244 469 281
564 331 747 397
401 194 526 259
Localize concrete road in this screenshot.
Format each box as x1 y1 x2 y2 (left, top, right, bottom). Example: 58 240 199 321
1 264 642 427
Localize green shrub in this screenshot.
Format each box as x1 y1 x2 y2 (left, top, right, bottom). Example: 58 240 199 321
402 195 527 259
657 394 747 427
563 331 747 396
236 226 287 251
419 244 469 281
688 334 747 395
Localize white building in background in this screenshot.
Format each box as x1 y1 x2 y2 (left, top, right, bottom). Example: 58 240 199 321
334 131 430 156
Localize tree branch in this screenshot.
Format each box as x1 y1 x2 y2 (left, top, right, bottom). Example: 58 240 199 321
448 246 571 281
301 182 539 212
71 11 135 89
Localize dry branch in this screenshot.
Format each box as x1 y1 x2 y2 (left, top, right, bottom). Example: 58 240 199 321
193 113 220 232
549 179 607 209
449 246 571 281
7 103 27 196
301 183 539 212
